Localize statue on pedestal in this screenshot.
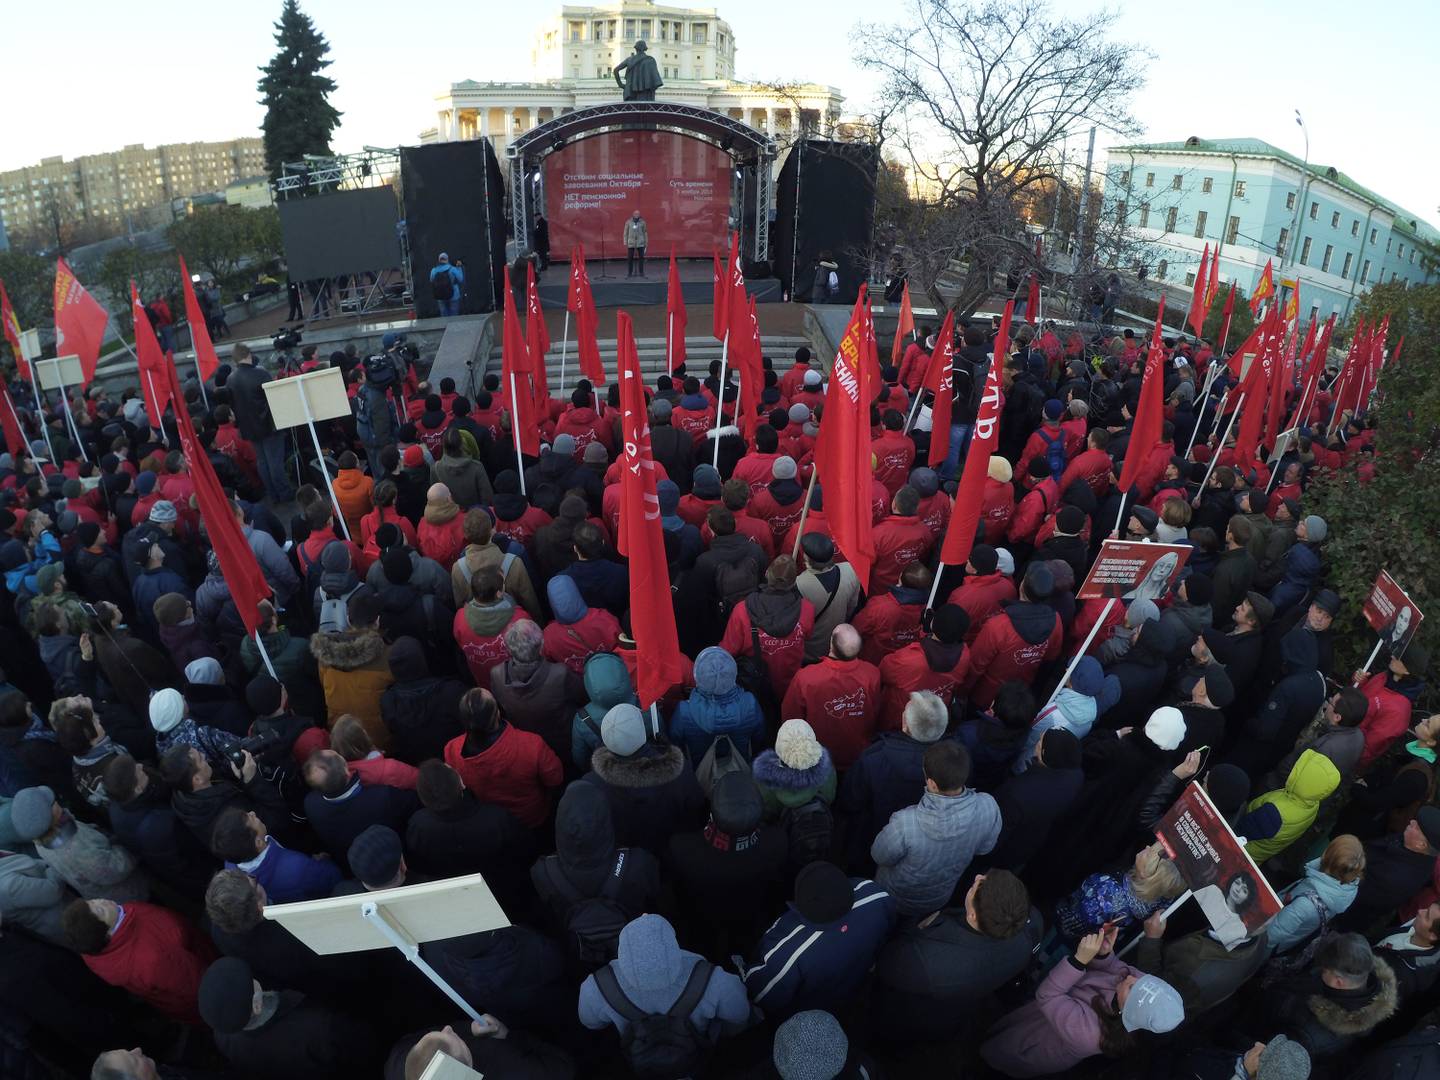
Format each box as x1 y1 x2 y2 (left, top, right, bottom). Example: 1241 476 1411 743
613 40 663 101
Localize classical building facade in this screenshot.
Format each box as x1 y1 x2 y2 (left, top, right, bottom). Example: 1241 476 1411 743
1102 137 1439 324
0 138 267 240
421 1 843 156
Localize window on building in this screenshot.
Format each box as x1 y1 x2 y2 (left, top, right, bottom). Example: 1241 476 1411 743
1387 237 1393 252
1145 172 1155 188
1227 215 1240 244
1329 211 1339 228
717 32 725 49
1115 201 1126 225
1299 236 1311 265
625 19 637 38
1398 243 1405 258
1341 252 1353 279
1202 177 1213 193
1411 250 1417 264
1277 228 1289 257
1171 174 1183 190
1234 180 1247 197
1165 206 1178 232
1309 201 1318 220
1391 272 1398 283
1185 271 1197 286
692 22 707 43
1139 203 1150 228
1350 219 1359 237
1321 244 1334 272
592 19 603 39
568 20 582 41
1285 191 1296 210
658 19 669 40
1117 169 1130 186
1361 259 1371 284
607 19 616 38
639 18 651 38
1158 259 1168 280
1309 305 1320 324
1370 227 1378 245
1194 210 1208 238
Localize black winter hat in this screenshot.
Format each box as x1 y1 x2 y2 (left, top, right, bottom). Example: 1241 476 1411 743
793 861 853 925
348 825 403 887
710 772 763 835
198 957 255 1034
931 604 970 645
1130 505 1159 534
381 547 413 585
1182 573 1213 606
1056 506 1086 535
968 544 998 575
1039 727 1081 770
244 673 283 716
1023 563 1055 601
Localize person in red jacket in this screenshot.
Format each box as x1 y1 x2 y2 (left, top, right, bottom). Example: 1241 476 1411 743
868 485 935 595
1015 399 1070 484
542 574 620 675
490 470 551 551
554 387 615 457
730 424 783 495
1058 427 1115 501
945 544 1017 644
418 484 467 568
779 623 882 770
1146 457 1189 514
63 898 215 1026
471 389 505 440
359 480 420 572
910 466 951 543
1007 457 1061 552
982 456 1015 545
1355 645 1429 771
897 332 932 393
453 568 526 687
777 404 816 463
790 369 825 416
781 487 834 564
960 563 1064 710
672 377 717 447
1061 399 1089 453
721 555 815 700
677 463 723 528
852 561 931 665
871 411 916 498
296 503 363 580
779 346 815 400
749 456 809 554
876 604 971 731
442 688 562 829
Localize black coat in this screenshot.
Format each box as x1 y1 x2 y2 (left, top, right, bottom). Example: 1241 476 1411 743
421 927 572 1032
210 918 364 1000
380 674 467 766
227 362 277 441
405 797 535 908
303 779 421 871
835 732 932 867
172 773 294 850
214 991 383 1080
666 823 790 947
1337 836 1440 934
988 764 1084 872
649 423 696 493
74 546 132 615
578 745 706 856
108 781 217 897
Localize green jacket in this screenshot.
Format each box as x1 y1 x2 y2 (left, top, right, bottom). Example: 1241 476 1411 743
1245 749 1340 863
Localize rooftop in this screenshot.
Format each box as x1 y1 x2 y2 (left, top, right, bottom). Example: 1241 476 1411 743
1112 137 1439 247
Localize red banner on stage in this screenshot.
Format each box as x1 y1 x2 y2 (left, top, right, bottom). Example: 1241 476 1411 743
545 131 731 259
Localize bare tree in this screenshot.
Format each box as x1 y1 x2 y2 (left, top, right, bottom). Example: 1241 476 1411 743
856 0 1150 316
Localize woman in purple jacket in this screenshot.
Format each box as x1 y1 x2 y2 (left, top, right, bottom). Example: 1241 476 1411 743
980 924 1184 1078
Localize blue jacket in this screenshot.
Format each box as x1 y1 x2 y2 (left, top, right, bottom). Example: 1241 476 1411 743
1269 540 1322 616
741 877 895 1018
430 262 464 301
562 560 630 618
227 836 343 904
668 647 764 762
131 566 194 630
835 732 933 857
1266 857 1359 955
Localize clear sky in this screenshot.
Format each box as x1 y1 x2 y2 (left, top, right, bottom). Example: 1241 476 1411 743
5 0 1435 219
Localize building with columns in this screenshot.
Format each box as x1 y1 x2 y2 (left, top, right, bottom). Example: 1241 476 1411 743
420 1 843 158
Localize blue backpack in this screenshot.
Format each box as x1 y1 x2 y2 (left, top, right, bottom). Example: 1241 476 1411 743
1040 428 1067 482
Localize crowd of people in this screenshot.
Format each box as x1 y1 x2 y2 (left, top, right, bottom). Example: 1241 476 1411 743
0 304 1434 1080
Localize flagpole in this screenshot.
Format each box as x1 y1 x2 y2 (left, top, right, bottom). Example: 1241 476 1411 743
54 377 89 463
667 312 673 376
924 562 947 612
297 382 349 541
1182 365 1222 459
1193 393 1245 502
1 385 36 462
901 388 925 436
509 372 527 497
253 630 279 680
17 339 55 465
1040 598 1119 711
558 311 569 397
710 331 730 470
790 468 821 561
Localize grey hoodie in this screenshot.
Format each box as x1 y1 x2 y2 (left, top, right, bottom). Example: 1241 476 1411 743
872 788 1002 917
0 852 71 945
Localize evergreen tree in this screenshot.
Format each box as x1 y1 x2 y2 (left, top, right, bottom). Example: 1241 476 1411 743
257 0 341 182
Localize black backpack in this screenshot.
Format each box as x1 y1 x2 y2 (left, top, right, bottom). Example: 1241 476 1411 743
541 851 632 971
430 266 453 301
713 555 760 618
781 796 834 870
733 619 779 723
593 959 716 1080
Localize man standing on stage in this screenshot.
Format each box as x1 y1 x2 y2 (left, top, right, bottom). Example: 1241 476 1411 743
624 211 649 278
429 253 464 317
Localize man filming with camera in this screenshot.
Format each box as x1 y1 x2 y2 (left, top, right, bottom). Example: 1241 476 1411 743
358 333 411 476
227 342 296 503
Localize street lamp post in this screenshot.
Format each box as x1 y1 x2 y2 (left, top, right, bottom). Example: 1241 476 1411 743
1284 109 1308 272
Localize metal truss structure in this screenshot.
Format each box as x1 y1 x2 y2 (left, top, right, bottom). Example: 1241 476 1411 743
273 147 403 197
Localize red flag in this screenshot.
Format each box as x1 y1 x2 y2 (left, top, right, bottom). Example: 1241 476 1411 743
1249 259 1275 315
1294 315 1331 425
1205 247 1220 313
665 247 688 374
890 281 915 364
525 261 551 413
1358 315 1389 413
131 281 170 430
615 311 685 709
1234 310 1279 469
161 357 270 634
0 381 28 460
53 258 108 385
925 311 957 468
940 302 1008 567
1266 315 1294 450
813 286 876 586
566 246 603 387
178 256 219 383
1393 336 1405 368
1188 244 1210 339
1217 282 1238 354
0 281 27 380
1117 296 1169 495
725 233 762 439
711 249 727 342
1332 318 1367 419
1024 273 1040 325
502 278 540 458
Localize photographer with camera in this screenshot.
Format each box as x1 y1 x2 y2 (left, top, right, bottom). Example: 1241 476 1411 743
358 333 410 477
227 343 295 503
160 741 297 851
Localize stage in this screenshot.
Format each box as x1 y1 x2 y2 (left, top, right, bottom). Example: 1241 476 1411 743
535 256 784 309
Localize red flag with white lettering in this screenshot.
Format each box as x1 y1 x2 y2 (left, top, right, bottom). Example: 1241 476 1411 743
616 310 685 709
54 258 108 385
502 278 540 458
567 244 604 386
939 302 1008 567
813 286 876 586
1117 296 1168 495
925 311 957 468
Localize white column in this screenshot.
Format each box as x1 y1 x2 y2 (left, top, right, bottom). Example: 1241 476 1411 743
527 107 539 131
478 107 490 139
787 107 797 134
504 108 515 136
765 107 776 134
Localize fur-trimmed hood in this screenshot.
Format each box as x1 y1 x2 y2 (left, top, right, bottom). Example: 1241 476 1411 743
1306 955 1398 1035
309 627 387 670
589 744 685 788
751 746 835 791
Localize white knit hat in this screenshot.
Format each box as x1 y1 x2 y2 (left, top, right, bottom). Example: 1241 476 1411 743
1144 706 1186 752
148 688 186 734
775 718 823 771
